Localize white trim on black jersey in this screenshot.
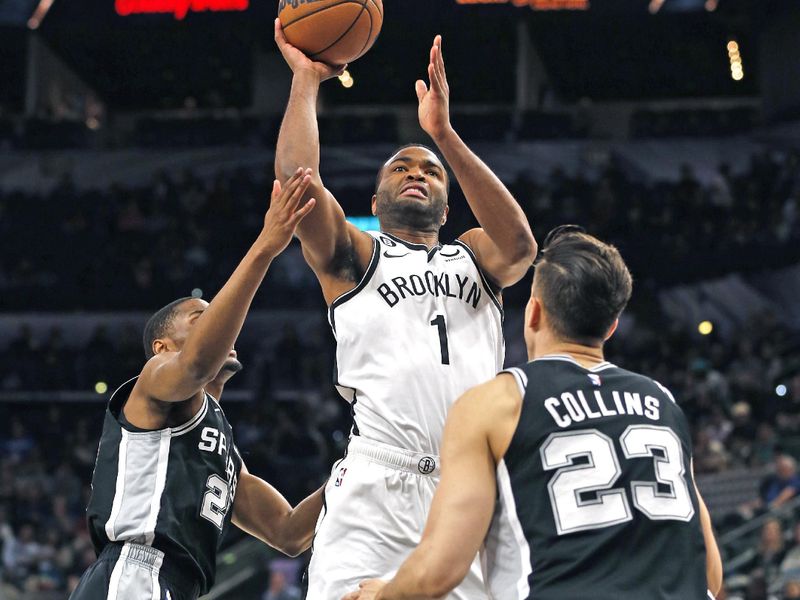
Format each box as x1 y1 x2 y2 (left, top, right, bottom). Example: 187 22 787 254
532 354 616 372
502 367 528 397
108 375 210 436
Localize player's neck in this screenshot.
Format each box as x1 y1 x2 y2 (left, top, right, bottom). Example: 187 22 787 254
204 382 224 402
381 227 439 250
532 340 605 369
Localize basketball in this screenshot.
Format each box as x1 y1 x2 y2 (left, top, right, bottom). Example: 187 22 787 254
278 0 383 66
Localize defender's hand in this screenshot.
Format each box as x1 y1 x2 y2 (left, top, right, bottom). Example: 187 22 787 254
274 18 347 82
341 579 388 600
416 35 451 140
257 168 316 257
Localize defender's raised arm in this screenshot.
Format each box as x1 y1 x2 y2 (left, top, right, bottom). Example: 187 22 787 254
138 170 315 404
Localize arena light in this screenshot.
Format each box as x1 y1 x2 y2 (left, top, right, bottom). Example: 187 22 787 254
698 321 713 335
727 39 744 82
191 288 203 298
338 70 354 89
776 384 788 397
705 0 718 11
95 381 109 394
454 0 590 10
27 0 55 30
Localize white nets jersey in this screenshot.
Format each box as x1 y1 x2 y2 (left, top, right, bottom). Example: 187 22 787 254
329 231 505 455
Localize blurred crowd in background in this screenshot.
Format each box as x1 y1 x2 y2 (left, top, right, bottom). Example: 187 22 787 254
2 149 800 311
0 148 799 598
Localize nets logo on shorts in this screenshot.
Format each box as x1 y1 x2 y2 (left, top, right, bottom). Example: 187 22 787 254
417 457 436 475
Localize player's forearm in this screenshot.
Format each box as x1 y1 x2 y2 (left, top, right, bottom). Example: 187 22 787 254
236 480 323 557
433 126 536 262
276 70 322 181
697 490 722 595
178 244 276 381
769 487 796 508
280 484 325 555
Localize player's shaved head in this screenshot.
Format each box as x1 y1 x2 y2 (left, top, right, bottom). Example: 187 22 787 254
142 297 194 359
534 226 632 346
375 143 450 194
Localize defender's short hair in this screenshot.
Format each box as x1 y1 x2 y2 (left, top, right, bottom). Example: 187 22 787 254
375 143 450 194
142 297 194 359
535 226 632 346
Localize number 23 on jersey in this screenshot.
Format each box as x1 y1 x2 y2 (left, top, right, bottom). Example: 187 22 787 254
541 425 695 535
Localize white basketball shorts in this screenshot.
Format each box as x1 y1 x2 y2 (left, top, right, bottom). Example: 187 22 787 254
306 436 488 600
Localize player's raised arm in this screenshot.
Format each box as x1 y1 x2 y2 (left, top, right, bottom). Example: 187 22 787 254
416 35 536 289
232 463 324 557
273 20 372 299
139 170 316 403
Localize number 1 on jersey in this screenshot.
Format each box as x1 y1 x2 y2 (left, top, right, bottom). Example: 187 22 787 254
430 314 450 365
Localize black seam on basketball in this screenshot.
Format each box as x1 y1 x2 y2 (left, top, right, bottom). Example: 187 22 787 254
308 0 368 61
353 1 373 60
357 0 382 58
281 0 364 29
368 0 382 18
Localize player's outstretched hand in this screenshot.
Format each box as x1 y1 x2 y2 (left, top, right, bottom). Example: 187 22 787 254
274 18 347 82
341 579 388 600
416 35 451 140
257 168 316 257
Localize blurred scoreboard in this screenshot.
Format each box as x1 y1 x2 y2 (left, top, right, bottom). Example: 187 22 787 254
115 0 249 19
455 0 589 9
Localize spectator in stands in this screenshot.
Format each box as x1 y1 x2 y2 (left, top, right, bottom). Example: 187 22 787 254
781 523 800 582
740 455 800 518
785 579 800 599
751 423 779 468
2 420 34 463
762 456 800 510
739 518 788 586
262 567 301 600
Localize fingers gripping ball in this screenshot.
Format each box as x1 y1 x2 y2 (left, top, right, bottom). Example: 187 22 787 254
278 0 383 66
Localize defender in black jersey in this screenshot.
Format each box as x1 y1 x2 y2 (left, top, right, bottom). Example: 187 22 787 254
71 170 325 600
344 227 722 600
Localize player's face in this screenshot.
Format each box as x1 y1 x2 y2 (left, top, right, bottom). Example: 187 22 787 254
169 299 243 375
373 147 449 232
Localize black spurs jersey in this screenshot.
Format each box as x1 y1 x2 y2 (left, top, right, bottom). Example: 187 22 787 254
483 355 709 600
86 377 242 594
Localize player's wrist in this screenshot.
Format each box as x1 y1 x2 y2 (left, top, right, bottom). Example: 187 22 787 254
429 123 456 145
293 67 323 87
249 237 281 263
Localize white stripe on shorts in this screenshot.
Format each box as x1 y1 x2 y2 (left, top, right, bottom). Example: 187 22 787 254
106 542 165 600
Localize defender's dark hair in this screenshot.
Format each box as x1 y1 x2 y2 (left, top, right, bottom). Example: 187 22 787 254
142 297 194 359
375 143 450 194
535 226 632 346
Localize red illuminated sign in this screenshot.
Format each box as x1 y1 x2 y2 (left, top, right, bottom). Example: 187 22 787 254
115 0 249 20
456 0 589 9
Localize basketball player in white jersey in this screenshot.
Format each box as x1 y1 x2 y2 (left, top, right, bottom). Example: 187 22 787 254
274 24 536 599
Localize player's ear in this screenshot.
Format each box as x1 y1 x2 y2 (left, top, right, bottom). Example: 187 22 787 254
604 318 619 342
152 338 169 356
527 297 542 330
371 195 377 216
441 204 449 226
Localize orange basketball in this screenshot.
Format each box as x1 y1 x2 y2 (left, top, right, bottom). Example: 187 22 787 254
278 0 383 66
